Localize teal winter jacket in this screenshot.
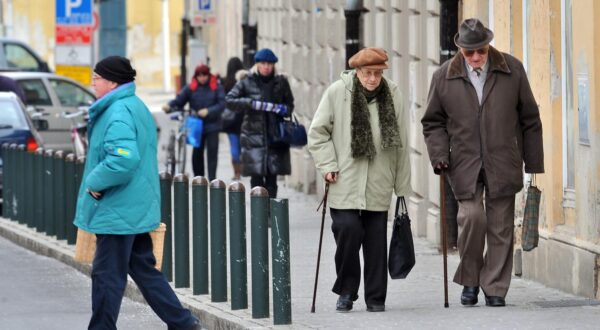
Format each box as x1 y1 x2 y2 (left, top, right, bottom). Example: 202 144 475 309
73 83 160 234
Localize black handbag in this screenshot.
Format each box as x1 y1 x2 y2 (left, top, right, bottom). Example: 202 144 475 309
270 114 307 148
388 197 416 279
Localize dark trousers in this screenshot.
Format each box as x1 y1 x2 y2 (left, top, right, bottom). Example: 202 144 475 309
192 131 219 180
250 174 278 198
330 208 388 306
89 233 195 330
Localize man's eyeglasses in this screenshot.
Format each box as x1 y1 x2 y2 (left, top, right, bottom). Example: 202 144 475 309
463 47 489 57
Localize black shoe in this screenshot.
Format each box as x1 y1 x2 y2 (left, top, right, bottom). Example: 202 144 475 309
461 286 479 306
366 304 385 312
485 295 506 307
336 294 353 312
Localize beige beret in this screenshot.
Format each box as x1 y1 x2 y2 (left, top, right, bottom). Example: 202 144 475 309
348 47 388 69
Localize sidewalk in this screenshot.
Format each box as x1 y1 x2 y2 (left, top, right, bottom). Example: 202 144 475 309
1 89 599 329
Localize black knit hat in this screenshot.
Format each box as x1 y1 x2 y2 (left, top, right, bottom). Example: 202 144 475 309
94 56 137 84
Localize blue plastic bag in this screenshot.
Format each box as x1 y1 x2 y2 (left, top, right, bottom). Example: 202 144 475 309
185 116 203 148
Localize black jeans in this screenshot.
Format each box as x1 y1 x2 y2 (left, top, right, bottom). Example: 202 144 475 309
192 131 219 180
89 233 195 330
330 208 388 306
250 174 278 198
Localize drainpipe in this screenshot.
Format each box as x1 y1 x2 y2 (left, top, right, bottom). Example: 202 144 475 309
344 0 368 70
180 0 191 92
439 0 459 250
242 0 257 68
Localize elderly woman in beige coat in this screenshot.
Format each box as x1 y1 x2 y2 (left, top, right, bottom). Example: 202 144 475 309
308 47 411 313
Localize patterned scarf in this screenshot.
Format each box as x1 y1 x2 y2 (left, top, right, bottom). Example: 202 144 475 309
351 75 400 159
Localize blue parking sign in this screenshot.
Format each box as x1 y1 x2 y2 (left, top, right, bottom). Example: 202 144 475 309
199 0 211 11
56 0 93 25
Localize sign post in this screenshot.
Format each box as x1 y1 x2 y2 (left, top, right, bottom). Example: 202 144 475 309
55 0 94 85
191 0 217 26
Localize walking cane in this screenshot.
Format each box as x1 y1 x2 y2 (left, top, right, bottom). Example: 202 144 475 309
311 183 329 313
440 172 449 308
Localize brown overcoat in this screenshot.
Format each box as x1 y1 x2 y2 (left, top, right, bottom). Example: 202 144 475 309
422 46 544 200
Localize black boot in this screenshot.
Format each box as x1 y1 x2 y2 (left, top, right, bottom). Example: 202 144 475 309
461 286 479 306
336 294 353 312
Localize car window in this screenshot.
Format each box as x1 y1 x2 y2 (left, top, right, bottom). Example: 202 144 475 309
16 79 53 106
0 99 28 129
49 79 95 107
4 43 40 71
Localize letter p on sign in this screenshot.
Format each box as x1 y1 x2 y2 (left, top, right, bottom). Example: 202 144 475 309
66 0 83 17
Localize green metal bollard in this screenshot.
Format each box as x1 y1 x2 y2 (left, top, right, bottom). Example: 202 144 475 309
1 143 8 219
250 186 270 318
75 156 85 193
210 179 227 302
159 171 174 281
191 176 209 295
23 148 34 227
54 151 66 240
15 144 25 224
34 148 44 232
8 143 18 220
173 174 190 288
44 149 55 236
271 198 292 325
3 143 14 219
64 154 77 244
229 181 248 310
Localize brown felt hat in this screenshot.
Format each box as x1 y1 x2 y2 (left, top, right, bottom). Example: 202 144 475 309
348 47 388 69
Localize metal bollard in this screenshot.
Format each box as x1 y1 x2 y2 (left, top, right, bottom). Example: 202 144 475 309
75 156 85 194
250 186 270 318
1 143 9 219
34 148 44 232
229 182 248 310
2 143 17 219
159 171 174 281
191 176 209 295
8 143 18 220
44 149 55 236
16 144 25 224
210 179 227 302
54 151 66 240
24 148 34 227
64 154 77 244
173 174 190 288
270 199 292 325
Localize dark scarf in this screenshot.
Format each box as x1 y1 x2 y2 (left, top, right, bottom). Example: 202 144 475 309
351 75 400 159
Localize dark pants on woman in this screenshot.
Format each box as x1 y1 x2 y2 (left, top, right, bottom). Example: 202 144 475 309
192 131 219 180
89 233 196 330
330 208 388 306
250 174 278 198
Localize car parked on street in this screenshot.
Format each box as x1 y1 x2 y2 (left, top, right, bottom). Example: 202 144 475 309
0 38 51 72
0 72 95 151
0 92 47 201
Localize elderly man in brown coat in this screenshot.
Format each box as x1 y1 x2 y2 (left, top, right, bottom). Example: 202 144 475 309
422 18 544 307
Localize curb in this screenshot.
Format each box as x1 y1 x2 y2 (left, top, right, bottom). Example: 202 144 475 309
0 218 273 330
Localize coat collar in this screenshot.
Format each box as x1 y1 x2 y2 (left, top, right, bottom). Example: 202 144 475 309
446 46 511 80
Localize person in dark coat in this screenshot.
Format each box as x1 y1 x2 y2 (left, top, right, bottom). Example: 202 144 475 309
221 57 245 180
225 48 294 198
422 18 544 307
165 64 225 180
0 74 26 102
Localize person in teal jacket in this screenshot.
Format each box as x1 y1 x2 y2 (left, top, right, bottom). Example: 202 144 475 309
74 56 201 330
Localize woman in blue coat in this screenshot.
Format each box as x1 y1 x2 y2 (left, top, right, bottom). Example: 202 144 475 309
74 56 200 330
166 64 225 180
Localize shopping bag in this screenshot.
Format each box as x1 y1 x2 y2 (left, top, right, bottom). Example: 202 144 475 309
388 197 416 279
522 174 541 252
74 223 166 270
185 116 203 148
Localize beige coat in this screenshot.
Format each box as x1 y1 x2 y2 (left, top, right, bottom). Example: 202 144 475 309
308 70 411 211
422 47 544 200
